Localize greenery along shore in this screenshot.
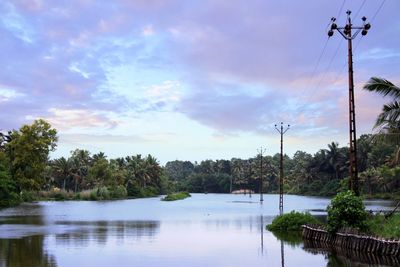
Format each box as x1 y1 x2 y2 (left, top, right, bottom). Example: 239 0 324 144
267 191 400 239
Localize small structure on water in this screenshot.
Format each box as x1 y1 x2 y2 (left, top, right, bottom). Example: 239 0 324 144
231 189 254 194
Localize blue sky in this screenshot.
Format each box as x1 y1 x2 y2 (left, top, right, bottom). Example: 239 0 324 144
0 0 399 164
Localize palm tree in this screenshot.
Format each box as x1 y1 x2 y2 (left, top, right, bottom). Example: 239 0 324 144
52 157 73 190
363 77 400 134
364 77 400 212
325 142 345 180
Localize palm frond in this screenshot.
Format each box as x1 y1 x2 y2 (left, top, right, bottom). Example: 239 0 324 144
374 101 400 128
363 77 400 99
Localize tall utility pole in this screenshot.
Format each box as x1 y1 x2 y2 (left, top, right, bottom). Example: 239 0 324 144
257 147 266 202
275 122 290 215
328 10 371 196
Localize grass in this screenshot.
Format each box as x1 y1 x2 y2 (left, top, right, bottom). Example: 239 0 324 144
162 192 191 201
367 214 400 239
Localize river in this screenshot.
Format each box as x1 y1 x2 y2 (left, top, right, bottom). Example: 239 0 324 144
0 193 395 267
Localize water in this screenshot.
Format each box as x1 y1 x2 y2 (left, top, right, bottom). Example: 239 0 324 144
0 194 396 267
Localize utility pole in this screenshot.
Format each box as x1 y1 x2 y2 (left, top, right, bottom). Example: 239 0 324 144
275 122 290 215
257 147 266 202
328 10 371 196
248 162 252 198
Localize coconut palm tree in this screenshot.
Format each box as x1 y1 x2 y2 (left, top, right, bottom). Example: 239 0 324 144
364 77 400 213
52 157 73 190
363 77 400 133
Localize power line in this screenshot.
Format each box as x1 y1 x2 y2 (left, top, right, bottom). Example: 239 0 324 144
336 0 347 20
371 0 387 23
354 0 367 20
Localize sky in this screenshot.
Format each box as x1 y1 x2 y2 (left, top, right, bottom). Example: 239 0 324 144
0 0 399 164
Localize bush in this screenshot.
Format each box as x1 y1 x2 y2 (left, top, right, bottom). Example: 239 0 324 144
96 186 110 200
266 211 320 231
162 192 191 201
89 190 98 200
126 181 141 197
20 191 38 202
327 190 369 233
109 185 128 199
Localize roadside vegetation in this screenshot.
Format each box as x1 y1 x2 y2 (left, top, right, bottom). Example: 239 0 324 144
162 192 191 201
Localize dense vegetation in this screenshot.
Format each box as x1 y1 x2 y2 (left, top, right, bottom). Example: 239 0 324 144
266 211 320 231
164 135 399 198
162 192 191 201
0 119 171 207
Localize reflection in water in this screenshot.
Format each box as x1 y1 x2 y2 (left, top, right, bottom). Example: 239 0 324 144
0 236 57 267
0 195 396 266
303 239 400 266
54 220 160 247
260 215 264 254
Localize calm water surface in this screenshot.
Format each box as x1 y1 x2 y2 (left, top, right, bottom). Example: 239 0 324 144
0 194 396 267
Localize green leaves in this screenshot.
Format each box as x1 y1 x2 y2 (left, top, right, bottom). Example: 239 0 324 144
327 191 369 233
266 211 319 232
7 119 57 192
363 77 400 132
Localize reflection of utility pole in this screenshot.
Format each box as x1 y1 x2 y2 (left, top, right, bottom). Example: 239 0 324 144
257 147 266 202
260 215 264 254
275 122 290 215
328 10 371 196
281 241 285 267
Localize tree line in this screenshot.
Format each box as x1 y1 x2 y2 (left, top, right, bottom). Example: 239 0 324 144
0 77 399 207
0 119 170 207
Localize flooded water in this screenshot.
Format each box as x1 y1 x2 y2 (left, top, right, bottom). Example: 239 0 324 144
0 194 396 267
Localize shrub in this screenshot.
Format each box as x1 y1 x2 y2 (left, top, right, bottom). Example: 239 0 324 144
327 190 369 233
109 185 128 199
126 181 141 197
266 211 320 231
96 186 110 200
89 190 98 201
20 191 38 202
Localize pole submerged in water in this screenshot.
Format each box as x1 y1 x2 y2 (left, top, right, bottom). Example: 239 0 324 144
275 122 290 215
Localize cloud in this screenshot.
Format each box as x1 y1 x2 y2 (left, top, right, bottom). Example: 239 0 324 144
38 108 118 130
59 133 145 145
0 0 399 161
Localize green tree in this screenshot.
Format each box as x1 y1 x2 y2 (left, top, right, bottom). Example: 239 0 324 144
87 158 112 187
7 119 57 192
0 152 20 207
51 157 73 191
